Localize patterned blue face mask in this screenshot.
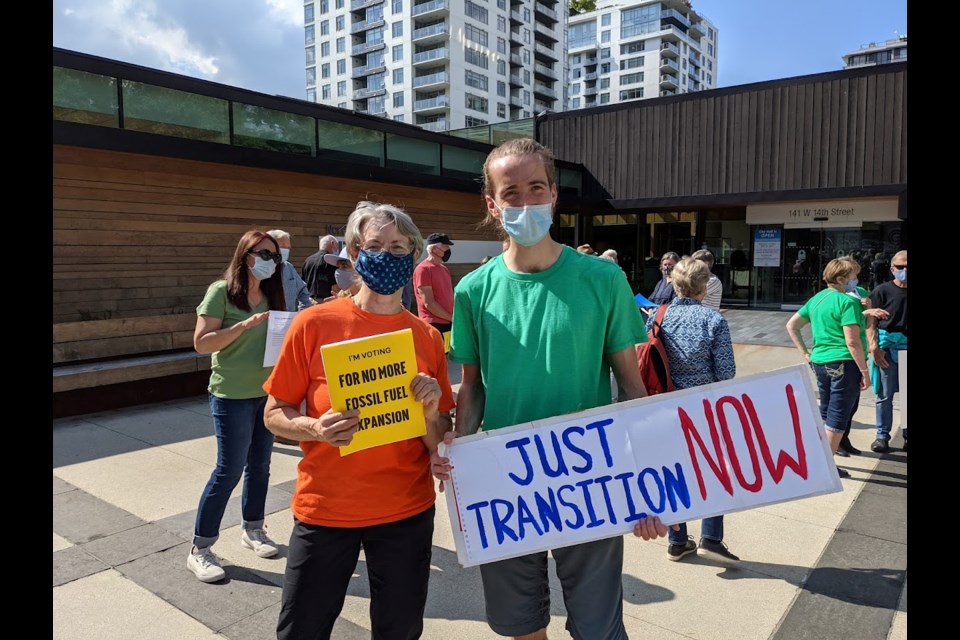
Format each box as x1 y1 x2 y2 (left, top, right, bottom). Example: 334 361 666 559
354 249 414 295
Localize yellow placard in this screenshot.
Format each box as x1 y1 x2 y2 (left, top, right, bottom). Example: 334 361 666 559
443 331 451 354
321 328 426 456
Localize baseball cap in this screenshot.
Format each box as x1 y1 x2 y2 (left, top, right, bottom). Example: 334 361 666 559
323 247 351 267
426 233 454 245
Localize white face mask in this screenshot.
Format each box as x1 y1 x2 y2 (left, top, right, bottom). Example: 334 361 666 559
249 257 277 280
335 268 358 291
279 248 291 262
495 202 554 247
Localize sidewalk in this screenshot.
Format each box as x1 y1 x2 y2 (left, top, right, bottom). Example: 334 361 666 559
53 311 907 640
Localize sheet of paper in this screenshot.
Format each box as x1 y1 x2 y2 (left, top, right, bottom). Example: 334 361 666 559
263 311 298 367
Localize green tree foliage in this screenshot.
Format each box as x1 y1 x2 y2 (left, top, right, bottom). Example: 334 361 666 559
568 0 597 16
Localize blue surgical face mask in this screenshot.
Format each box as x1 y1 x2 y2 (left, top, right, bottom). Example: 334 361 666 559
249 257 277 280
893 268 906 283
279 248 290 262
335 267 358 291
354 249 414 295
495 202 554 247
844 278 859 293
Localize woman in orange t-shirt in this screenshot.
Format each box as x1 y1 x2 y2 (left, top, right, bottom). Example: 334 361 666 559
264 201 455 640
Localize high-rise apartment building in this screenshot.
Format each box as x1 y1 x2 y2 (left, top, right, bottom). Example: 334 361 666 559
842 36 907 69
303 0 565 132
565 0 717 111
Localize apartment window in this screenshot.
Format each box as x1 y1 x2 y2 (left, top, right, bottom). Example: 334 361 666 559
571 83 581 95
393 0 402 13
337 80 347 96
571 68 582 79
465 47 489 69
393 21 403 38
620 4 660 39
465 116 488 126
600 93 609 104
306 67 317 85
498 0 506 8
568 21 597 49
523 28 531 44
572 54 581 64
497 80 506 97
320 20 329 36
336 15 344 31
321 63 330 79
682 59 687 69
336 0 344 8
707 73 712 84
394 91 404 108
708 27 715 41
620 56 643 70
307 88 317 101
600 62 611 74
336 37 345 53
708 59 713 70
368 27 385 44
620 72 643 85
497 102 506 118
465 93 488 113
465 24 488 47
394 114 405 122
497 59 506 75
523 8 530 21
620 41 645 55
465 69 489 91
522 49 530 64
465 1 489 25
523 90 530 105
498 37 506 54
337 59 346 74
338 102 347 108
600 77 609 89
523 110 531 118
601 30 610 43
305 25 315 45
393 68 404 83
707 43 714 56
600 47 610 59
321 42 330 56
305 4 315 24
619 88 643 100
601 13 611 27
369 72 386 90
497 16 507 33
393 44 403 61
320 0 328 13
322 84 331 99
572 97 580 108
306 46 316 66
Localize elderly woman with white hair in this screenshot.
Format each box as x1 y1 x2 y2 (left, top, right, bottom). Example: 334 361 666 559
263 201 455 640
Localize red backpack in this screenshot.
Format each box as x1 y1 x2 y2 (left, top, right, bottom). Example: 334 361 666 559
636 304 675 396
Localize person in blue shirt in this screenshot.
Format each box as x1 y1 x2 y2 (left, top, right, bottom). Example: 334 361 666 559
268 230 314 312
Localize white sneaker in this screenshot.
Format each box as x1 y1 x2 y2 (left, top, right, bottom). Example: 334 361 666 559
240 528 279 558
187 547 226 583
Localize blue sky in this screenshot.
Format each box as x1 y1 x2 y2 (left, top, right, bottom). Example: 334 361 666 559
52 0 906 100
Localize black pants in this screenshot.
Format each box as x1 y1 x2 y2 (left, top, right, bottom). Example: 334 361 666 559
277 507 435 640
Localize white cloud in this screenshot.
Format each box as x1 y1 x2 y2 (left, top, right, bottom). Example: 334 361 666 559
264 0 303 27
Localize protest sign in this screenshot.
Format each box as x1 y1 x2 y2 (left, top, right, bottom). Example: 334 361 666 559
442 365 841 567
321 328 425 456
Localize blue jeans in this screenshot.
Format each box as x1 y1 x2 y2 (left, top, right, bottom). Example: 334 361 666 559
193 394 274 548
669 516 723 545
874 350 901 442
812 361 862 432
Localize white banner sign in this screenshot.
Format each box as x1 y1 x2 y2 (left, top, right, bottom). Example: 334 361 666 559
442 365 842 567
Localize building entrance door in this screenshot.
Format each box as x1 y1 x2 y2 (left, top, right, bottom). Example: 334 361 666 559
781 226 861 308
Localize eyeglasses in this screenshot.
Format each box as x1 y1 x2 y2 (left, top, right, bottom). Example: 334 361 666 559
248 249 282 263
358 243 412 258
892 264 907 269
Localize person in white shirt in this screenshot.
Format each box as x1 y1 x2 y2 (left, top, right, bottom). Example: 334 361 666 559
692 248 723 311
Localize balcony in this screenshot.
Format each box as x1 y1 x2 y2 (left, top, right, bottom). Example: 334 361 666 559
412 22 449 43
510 53 523 66
660 89 677 97
660 8 690 29
509 95 524 108
659 58 679 73
533 84 556 100
351 41 386 56
350 18 385 34
356 107 388 117
413 95 449 112
351 64 387 79
660 41 679 58
509 30 523 46
584 71 598 81
534 63 558 80
419 119 448 132
582 85 597 97
688 19 706 39
351 0 384 10
413 71 449 88
509 74 524 87
659 73 678 89
534 42 558 62
411 0 449 18
353 87 386 100
688 55 701 69
568 39 598 53
510 10 523 25
534 3 558 24
412 47 448 65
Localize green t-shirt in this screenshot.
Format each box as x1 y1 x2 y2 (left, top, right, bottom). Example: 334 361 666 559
197 280 271 399
797 287 868 365
450 245 648 431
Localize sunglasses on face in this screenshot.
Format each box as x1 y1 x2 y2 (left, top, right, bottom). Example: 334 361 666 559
248 249 282 263
892 264 907 269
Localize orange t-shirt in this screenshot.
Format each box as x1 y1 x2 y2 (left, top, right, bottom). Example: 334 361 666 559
263 297 455 528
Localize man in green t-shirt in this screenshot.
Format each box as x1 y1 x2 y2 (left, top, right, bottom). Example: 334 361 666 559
436 138 673 640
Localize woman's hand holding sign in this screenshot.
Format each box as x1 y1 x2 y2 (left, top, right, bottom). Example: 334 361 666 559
411 372 442 418
430 431 456 493
312 408 361 446
632 516 677 540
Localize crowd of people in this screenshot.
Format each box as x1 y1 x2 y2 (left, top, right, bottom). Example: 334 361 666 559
187 137 906 639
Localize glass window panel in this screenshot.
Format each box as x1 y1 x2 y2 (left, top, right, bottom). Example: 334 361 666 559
558 166 583 195
121 80 228 143
232 103 316 156
317 120 384 166
53 66 119 127
385 134 440 174
442 145 485 180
